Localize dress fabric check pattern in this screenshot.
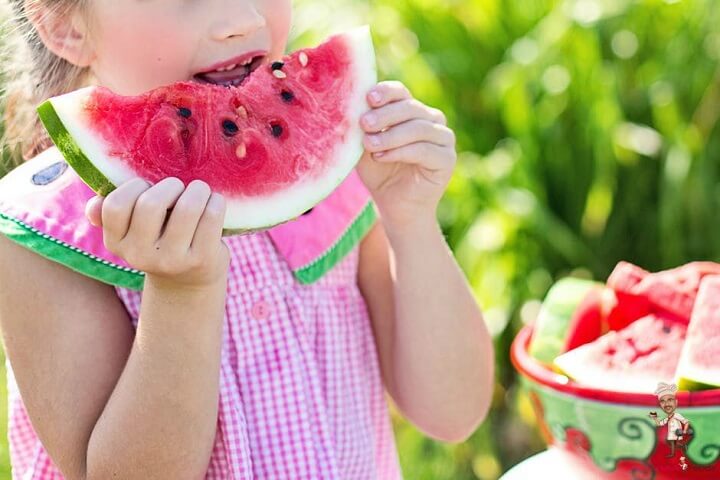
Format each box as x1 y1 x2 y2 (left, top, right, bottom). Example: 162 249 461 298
7 231 403 479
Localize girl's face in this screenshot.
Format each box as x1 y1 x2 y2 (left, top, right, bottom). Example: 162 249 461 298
84 0 292 95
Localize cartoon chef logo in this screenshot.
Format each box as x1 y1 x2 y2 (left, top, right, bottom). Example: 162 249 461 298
648 382 691 471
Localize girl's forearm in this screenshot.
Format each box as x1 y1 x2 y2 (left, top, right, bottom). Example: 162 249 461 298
86 277 227 480
384 217 494 442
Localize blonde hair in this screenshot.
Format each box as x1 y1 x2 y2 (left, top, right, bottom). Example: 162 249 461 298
1 0 90 163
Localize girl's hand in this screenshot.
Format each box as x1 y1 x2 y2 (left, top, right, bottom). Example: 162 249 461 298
85 177 230 290
357 81 457 230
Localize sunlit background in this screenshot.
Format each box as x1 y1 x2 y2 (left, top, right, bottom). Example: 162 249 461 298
2 0 720 478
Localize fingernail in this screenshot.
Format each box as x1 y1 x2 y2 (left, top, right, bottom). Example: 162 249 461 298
369 135 381 147
364 113 377 127
369 91 381 103
373 151 385 159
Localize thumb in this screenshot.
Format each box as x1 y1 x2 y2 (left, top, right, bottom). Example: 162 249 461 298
85 196 104 227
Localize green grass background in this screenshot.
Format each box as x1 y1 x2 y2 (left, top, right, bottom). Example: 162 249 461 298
1 0 720 478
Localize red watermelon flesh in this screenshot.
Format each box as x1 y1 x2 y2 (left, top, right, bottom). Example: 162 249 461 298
658 262 720 291
606 262 653 330
84 57 348 197
554 314 686 393
606 262 720 327
563 286 610 351
633 276 696 323
37 27 377 232
635 262 720 323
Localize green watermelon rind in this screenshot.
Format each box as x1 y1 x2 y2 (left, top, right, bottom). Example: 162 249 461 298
37 100 116 197
528 278 601 364
0 211 144 290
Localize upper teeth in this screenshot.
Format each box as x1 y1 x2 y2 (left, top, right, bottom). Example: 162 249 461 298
216 63 238 72
214 57 255 73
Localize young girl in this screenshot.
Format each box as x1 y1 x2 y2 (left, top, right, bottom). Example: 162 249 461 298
0 1 493 478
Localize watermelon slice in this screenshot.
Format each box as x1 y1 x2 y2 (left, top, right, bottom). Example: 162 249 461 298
36 27 377 233
528 278 601 364
554 314 686 393
676 275 720 390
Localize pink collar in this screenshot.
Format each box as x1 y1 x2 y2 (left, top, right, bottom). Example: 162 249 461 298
0 151 375 289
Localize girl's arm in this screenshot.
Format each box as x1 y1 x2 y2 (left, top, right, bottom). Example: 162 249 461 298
356 81 494 443
358 220 494 443
0 178 228 480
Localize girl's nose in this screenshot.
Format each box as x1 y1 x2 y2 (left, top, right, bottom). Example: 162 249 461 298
210 1 267 40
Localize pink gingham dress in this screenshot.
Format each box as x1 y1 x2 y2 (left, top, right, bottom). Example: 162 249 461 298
0 151 403 479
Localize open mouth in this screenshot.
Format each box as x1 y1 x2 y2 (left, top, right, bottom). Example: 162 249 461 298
193 55 266 87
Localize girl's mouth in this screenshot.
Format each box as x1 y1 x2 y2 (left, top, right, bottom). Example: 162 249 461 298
193 55 266 87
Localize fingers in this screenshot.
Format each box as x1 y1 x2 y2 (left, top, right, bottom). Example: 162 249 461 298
363 119 455 153
158 180 212 251
361 98 447 133
190 193 226 253
124 177 186 245
101 178 152 248
367 81 412 108
370 142 455 170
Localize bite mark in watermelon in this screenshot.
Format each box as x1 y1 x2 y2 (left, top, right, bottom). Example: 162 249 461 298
676 275 720 390
554 314 686 393
37 27 377 233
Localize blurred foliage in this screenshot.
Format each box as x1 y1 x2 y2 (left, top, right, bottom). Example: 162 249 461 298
293 0 719 478
0 0 719 478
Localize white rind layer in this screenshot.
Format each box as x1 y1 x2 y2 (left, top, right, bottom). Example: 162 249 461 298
47 27 377 231
50 86 139 186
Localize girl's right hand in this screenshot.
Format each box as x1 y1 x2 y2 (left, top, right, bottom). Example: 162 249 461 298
85 177 230 290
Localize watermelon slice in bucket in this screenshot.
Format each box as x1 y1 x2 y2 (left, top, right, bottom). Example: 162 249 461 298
553 314 687 393
37 27 377 233
676 275 720 390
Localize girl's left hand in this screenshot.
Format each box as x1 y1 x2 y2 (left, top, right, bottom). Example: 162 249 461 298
356 81 457 229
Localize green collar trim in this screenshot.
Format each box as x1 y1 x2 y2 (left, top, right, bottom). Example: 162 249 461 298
0 212 145 290
294 200 376 284
0 201 376 289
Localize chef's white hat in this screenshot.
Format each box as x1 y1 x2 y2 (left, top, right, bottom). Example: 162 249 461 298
654 382 678 399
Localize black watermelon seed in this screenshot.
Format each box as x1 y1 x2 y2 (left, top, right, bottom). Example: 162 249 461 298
271 61 285 71
270 123 284 138
281 90 295 103
178 107 191 118
31 161 68 186
662 325 672 334
223 119 239 136
302 208 314 216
